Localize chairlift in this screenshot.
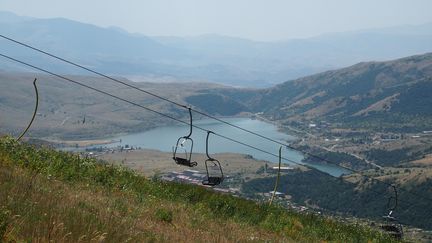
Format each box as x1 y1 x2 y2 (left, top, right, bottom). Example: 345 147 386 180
172 107 197 167
202 131 224 186
380 185 403 239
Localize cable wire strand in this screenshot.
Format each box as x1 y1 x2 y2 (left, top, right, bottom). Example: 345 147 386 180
2 53 432 228
1 42 432 206
0 34 360 170
3 34 432 203
0 53 356 175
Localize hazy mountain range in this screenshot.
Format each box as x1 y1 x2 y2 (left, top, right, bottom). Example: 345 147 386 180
1 10 432 88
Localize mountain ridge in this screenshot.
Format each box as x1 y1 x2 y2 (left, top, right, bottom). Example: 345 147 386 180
1 11 432 87
188 52 432 132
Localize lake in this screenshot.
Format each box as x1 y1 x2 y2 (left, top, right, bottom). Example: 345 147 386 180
100 118 349 177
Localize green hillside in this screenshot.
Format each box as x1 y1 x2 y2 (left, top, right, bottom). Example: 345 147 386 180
242 169 432 231
0 137 394 242
190 53 432 132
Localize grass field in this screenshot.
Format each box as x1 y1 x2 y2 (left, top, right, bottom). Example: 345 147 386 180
0 136 394 242
100 149 281 178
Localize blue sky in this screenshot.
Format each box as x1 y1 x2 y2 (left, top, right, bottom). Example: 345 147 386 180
1 0 432 41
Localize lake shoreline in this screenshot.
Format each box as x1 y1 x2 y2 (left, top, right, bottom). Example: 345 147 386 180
50 117 348 176
50 114 271 148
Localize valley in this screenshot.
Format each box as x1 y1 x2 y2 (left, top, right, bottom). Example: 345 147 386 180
2 3 432 242
1 53 432 236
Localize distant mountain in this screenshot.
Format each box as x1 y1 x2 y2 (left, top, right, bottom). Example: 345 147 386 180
0 11 34 23
154 26 432 86
190 53 432 132
0 11 178 75
1 11 432 87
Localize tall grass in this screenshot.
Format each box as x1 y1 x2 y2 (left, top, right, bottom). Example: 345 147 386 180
0 136 394 242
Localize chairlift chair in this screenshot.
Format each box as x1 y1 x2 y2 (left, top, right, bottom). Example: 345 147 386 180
172 107 197 167
380 185 403 239
173 136 197 167
381 213 403 240
202 131 224 186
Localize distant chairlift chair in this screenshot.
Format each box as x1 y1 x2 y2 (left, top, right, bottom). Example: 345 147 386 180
202 131 224 186
172 107 197 167
380 185 403 240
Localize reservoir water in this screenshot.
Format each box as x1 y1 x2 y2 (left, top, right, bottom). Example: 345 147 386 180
101 118 349 177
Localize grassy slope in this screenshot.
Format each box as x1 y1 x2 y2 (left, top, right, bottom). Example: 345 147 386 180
0 137 394 242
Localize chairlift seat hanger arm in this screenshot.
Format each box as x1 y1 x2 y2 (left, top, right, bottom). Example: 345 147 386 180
269 146 283 206
185 107 193 139
387 185 398 212
206 131 216 160
17 78 39 141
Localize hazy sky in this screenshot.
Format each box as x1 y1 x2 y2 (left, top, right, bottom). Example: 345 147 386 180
1 0 432 41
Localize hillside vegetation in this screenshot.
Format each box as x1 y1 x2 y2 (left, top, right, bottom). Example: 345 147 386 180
242 168 432 231
195 53 432 132
0 137 394 242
